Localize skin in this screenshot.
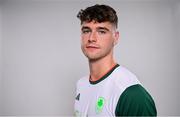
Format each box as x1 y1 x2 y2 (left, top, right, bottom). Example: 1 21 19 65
81 21 119 82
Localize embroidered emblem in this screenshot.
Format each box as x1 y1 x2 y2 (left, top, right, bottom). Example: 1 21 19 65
96 97 105 114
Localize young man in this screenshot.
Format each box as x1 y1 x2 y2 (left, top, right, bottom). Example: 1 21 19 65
75 4 157 116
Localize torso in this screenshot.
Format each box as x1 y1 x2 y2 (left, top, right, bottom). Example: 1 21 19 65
74 64 140 116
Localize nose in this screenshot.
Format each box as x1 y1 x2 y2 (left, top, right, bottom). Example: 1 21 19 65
88 32 97 42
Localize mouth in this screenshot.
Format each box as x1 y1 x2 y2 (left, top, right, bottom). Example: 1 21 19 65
87 46 99 48
85 45 100 51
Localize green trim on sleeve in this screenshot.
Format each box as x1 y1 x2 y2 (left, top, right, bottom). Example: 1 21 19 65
115 84 157 116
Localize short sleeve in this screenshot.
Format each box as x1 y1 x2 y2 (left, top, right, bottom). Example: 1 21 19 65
115 84 157 116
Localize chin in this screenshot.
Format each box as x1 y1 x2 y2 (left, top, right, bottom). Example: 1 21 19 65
86 55 103 62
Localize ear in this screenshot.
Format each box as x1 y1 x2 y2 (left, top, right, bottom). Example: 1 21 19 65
114 31 119 46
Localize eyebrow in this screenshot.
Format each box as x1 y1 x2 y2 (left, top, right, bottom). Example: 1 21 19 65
97 27 110 31
81 26 110 31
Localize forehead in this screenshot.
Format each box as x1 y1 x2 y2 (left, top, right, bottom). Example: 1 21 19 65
81 21 114 29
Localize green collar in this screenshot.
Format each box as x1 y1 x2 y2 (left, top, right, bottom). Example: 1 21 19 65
89 64 120 85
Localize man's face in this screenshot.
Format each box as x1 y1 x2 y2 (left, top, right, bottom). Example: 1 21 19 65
81 21 119 61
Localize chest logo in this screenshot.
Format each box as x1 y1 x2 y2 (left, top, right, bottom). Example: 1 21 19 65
96 97 105 114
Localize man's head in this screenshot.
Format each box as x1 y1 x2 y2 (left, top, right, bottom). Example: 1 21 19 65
77 4 118 29
77 4 119 62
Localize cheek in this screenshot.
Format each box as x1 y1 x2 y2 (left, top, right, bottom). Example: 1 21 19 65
101 36 114 47
80 35 85 43
81 38 86 47
81 35 88 42
81 38 86 50
81 34 89 40
81 42 85 53
104 42 113 49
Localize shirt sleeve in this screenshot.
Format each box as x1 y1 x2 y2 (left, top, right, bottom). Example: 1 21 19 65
115 84 157 116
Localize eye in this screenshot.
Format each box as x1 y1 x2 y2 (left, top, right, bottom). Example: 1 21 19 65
82 29 91 34
98 30 106 34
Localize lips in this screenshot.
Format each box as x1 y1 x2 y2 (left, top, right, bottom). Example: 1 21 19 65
85 45 100 52
86 45 100 49
86 46 99 49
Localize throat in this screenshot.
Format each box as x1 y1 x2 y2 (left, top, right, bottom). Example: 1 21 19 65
89 62 117 82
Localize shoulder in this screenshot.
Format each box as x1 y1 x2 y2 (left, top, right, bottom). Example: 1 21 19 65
115 84 157 116
76 75 89 87
115 65 138 80
112 65 141 91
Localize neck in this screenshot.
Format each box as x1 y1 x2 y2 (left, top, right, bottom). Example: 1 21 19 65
89 55 117 82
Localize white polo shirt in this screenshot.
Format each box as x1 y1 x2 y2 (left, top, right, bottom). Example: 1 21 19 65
74 64 157 116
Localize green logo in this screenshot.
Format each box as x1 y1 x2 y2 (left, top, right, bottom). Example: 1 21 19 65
96 97 105 114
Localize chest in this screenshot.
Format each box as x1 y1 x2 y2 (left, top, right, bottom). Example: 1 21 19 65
75 80 120 116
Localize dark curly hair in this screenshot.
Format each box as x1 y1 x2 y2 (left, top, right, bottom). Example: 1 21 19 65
77 4 118 28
